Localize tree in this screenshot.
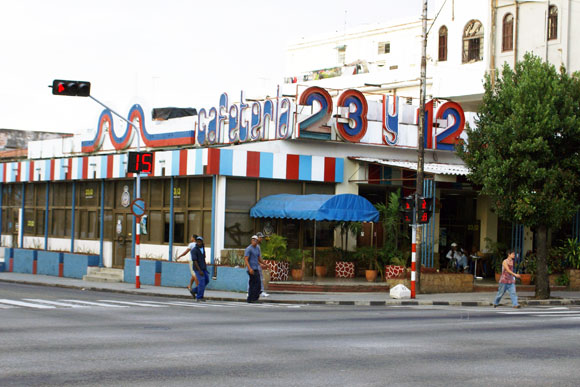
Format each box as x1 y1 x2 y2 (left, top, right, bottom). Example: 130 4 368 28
457 53 580 299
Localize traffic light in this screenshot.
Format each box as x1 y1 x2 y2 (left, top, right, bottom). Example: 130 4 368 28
417 196 433 224
400 195 414 213
52 79 91 97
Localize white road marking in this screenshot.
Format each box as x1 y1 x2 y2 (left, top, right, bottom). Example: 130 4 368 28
59 300 129 308
23 299 89 308
97 300 169 307
0 299 56 309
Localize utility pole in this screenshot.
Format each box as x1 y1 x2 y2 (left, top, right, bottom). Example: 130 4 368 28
414 0 429 295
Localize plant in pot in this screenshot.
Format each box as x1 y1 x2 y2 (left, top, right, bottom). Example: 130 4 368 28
522 252 536 285
314 249 332 278
260 234 289 281
287 249 304 281
333 246 356 278
380 244 406 279
354 246 380 282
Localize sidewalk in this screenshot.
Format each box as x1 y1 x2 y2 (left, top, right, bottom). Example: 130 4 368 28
1 272 580 307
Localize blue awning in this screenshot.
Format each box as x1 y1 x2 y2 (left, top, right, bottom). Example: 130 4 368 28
250 194 379 222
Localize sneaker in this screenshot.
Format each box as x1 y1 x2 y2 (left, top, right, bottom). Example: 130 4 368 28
189 289 196 298
513 305 521 309
262 292 270 297
493 304 498 308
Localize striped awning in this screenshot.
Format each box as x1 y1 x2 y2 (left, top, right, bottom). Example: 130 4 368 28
352 157 470 176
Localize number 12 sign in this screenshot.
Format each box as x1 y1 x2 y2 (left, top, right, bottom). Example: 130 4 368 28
127 152 153 174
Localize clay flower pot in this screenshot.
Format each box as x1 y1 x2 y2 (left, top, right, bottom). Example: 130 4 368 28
365 269 378 282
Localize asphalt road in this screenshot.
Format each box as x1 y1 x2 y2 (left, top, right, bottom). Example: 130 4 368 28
1 283 579 387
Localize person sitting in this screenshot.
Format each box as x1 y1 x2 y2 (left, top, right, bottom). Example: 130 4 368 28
446 243 469 272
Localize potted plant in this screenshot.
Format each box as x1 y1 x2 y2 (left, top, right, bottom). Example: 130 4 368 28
260 234 289 281
333 247 356 278
561 238 580 290
515 254 532 285
353 246 380 282
286 249 312 281
314 249 333 278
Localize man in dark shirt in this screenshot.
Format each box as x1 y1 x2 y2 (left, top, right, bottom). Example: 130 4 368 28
190 236 210 302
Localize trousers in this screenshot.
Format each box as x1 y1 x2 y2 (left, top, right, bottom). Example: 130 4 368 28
493 282 519 307
247 270 261 302
193 269 210 300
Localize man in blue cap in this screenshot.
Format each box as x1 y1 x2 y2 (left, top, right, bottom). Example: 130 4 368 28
177 235 209 302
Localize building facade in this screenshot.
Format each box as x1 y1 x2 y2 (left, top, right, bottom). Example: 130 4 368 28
2 0 579 271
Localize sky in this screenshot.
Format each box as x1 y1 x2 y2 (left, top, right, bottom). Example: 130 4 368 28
0 0 424 135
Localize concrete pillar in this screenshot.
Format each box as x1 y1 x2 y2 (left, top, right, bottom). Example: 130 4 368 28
477 195 498 253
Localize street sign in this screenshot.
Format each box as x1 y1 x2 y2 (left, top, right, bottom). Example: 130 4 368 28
131 198 146 218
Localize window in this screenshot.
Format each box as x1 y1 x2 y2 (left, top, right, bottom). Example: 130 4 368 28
377 42 390 55
502 14 513 52
548 5 558 41
462 20 484 63
438 26 448 61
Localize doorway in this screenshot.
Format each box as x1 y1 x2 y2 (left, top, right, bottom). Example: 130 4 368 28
113 212 133 268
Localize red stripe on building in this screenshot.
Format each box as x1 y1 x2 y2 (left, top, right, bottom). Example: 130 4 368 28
179 149 188 176
82 157 89 180
17 162 22 182
323 157 335 182
206 148 220 175
149 152 156 176
107 155 114 178
65 161 71 180
2 163 6 182
50 159 55 181
29 161 35 182
286 154 299 180
368 164 381 184
246 151 260 177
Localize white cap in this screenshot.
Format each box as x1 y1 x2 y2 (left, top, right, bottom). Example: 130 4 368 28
251 235 258 240
451 243 458 247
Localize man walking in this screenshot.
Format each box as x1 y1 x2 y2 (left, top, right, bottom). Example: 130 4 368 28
245 235 266 303
176 234 200 298
178 236 209 302
255 232 269 297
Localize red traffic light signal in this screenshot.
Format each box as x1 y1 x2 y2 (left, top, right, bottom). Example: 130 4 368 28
400 195 414 212
417 196 433 224
52 79 91 97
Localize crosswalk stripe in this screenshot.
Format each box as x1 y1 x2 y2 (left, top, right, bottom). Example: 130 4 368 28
499 310 579 315
0 304 16 309
142 300 209 308
97 300 169 308
59 300 129 308
23 299 89 308
0 299 56 309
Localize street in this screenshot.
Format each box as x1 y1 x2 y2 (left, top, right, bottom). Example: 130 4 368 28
1 283 579 387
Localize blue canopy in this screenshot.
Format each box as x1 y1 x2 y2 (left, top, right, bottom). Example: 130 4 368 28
250 194 379 222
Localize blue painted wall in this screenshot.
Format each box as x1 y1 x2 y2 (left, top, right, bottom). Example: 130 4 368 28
124 258 161 285
63 253 99 279
206 266 247 292
37 251 64 276
12 248 37 274
160 261 191 287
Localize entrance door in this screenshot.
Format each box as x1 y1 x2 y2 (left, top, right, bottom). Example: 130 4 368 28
113 213 133 268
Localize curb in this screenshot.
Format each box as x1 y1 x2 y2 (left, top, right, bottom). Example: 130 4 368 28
1 278 579 307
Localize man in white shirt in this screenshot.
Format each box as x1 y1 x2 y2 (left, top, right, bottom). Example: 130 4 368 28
446 242 468 271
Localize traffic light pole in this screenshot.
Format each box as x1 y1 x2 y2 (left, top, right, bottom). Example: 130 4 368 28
88 96 142 288
414 0 429 297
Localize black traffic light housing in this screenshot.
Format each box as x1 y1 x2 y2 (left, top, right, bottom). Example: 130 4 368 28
52 79 91 97
399 195 433 224
417 196 434 224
